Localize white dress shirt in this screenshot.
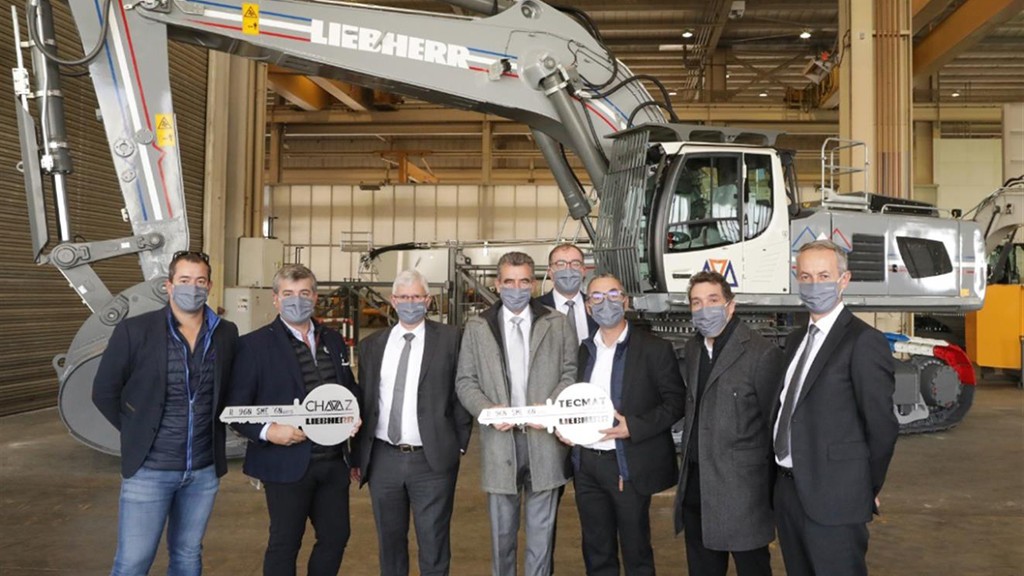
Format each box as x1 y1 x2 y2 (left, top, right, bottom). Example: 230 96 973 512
375 321 426 446
552 290 588 344
283 319 316 358
502 306 532 407
583 324 629 451
773 301 846 467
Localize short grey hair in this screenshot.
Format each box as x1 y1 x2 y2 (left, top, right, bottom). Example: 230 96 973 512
497 251 535 277
273 263 318 293
393 269 429 295
798 239 848 275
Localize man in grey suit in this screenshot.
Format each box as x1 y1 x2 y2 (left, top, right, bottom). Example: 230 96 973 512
356 269 473 576
772 240 899 576
675 271 784 576
456 251 578 576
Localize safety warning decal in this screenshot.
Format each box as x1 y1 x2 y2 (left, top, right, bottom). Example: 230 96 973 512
242 3 259 35
155 114 176 147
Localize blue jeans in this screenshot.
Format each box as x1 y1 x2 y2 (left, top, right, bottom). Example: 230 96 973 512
111 465 220 576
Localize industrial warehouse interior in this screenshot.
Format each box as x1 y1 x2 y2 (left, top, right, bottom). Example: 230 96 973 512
1 0 1022 574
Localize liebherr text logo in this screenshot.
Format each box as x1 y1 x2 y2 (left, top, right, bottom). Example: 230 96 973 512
310 20 470 69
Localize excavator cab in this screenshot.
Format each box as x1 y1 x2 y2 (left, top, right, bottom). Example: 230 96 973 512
596 123 793 310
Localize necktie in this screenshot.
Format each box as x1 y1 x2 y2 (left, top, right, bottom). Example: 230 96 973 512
387 333 415 444
508 316 527 407
774 325 820 462
564 299 579 340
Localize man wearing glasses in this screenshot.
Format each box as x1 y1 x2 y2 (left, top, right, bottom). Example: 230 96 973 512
674 271 784 576
355 269 473 576
226 263 361 576
538 243 598 345
537 242 598 576
559 273 685 576
456 251 578 576
93 250 240 575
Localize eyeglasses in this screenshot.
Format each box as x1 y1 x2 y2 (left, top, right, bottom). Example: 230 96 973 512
588 290 625 304
172 250 210 263
550 259 584 271
393 294 429 303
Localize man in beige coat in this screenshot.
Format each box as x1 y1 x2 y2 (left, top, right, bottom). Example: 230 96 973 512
456 251 578 576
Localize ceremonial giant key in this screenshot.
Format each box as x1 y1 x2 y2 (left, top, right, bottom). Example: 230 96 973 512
478 383 615 446
220 384 360 446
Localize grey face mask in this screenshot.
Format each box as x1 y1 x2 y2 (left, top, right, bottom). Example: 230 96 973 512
396 301 428 325
280 295 315 325
799 281 841 314
500 286 532 313
590 299 625 329
171 284 208 313
552 268 583 296
692 304 729 338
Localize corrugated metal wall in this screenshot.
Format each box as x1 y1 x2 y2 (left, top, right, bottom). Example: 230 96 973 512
0 4 208 416
270 183 578 282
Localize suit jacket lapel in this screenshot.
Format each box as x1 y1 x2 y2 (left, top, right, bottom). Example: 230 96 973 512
703 326 749 393
271 321 307 401
771 328 806 421
528 312 551 361
418 322 436 386
153 311 170 402
795 308 853 406
366 328 390 420
686 338 701 403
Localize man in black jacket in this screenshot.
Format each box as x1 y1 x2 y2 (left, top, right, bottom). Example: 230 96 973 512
772 240 899 576
561 273 686 576
93 250 239 576
226 263 361 576
675 271 784 576
356 269 472 576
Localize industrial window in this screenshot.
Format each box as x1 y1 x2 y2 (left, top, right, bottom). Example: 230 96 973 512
896 236 953 279
665 153 773 253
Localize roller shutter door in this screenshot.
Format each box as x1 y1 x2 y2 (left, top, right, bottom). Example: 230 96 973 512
0 4 208 416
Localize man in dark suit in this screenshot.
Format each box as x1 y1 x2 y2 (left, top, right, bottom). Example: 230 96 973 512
675 271 784 576
536 242 597 575
538 242 598 345
772 239 899 576
226 264 361 576
560 273 686 576
93 250 239 575
355 269 472 576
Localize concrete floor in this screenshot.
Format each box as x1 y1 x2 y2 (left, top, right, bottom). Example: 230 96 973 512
1 381 1021 576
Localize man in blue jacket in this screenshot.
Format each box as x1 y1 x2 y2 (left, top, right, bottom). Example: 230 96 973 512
226 263 361 576
93 250 239 576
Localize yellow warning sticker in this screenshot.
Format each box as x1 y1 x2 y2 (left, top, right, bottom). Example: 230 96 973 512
155 114 176 147
242 3 259 35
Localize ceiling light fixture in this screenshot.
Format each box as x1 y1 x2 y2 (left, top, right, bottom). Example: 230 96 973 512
951 90 961 98
759 91 768 97
799 30 812 39
682 29 694 39
668 91 678 96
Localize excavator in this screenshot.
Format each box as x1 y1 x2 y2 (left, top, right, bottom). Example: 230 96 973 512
11 0 989 456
